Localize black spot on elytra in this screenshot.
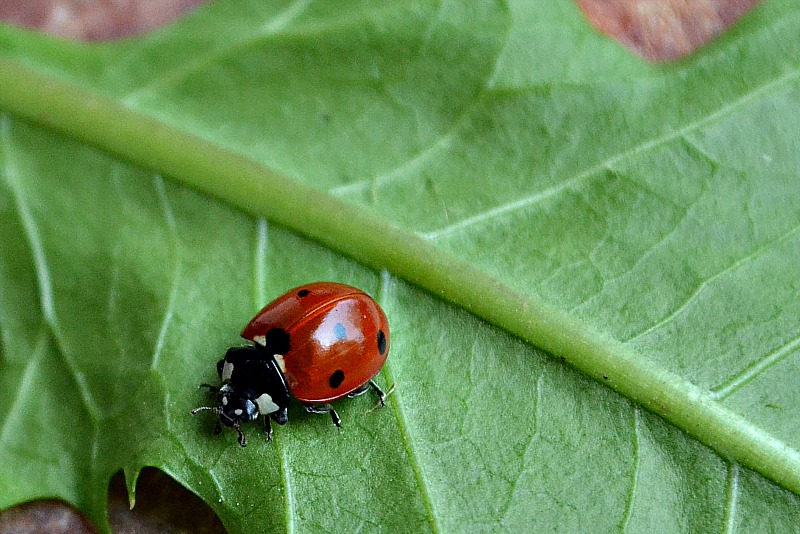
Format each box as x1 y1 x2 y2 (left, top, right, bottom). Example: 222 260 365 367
264 328 291 355
329 370 345 389
297 289 310 297
377 330 387 355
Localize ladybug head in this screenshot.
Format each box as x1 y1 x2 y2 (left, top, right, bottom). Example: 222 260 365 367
217 383 259 426
191 383 257 446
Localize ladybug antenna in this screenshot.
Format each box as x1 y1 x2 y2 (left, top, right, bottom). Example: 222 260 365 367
190 406 220 416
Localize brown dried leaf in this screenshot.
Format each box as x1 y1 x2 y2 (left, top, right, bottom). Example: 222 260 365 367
0 0 206 41
577 0 762 61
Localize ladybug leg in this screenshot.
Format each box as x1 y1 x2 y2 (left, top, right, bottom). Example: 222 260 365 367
346 383 370 398
327 406 341 428
365 382 396 414
262 407 287 442
199 383 219 393
368 380 387 407
271 407 288 425
234 424 247 447
304 403 342 428
349 380 391 407
263 416 273 442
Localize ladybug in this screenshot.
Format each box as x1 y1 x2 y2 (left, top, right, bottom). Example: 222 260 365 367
192 282 390 446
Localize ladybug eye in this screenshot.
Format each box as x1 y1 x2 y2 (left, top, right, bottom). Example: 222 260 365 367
297 289 310 297
377 330 387 355
329 370 345 388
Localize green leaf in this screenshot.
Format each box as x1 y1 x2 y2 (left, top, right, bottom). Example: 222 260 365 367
2 0 800 532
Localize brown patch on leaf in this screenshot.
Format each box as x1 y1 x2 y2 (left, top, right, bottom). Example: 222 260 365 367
0 500 96 534
0 0 207 41
108 468 226 534
0 469 226 534
576 0 762 61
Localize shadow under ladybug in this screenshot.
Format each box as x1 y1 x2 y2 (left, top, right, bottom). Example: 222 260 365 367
192 282 392 447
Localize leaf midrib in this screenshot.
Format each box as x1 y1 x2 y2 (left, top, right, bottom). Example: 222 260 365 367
1 56 799 499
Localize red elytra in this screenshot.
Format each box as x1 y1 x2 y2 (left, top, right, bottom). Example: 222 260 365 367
241 282 390 404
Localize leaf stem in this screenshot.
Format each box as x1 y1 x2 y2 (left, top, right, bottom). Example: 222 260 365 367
2 56 799 495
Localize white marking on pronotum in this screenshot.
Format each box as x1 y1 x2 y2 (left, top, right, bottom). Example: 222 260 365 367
253 335 267 346
234 409 243 416
221 397 228 406
255 393 280 414
221 361 234 381
274 354 286 373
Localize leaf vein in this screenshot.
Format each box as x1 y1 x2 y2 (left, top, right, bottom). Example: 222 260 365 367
2 116 102 421
122 1 405 105
252 218 296 534
151 175 181 371
619 407 641 533
499 372 543 527
331 3 513 202
722 462 740 534
377 270 440 534
573 177 700 313
712 333 800 400
626 222 800 342
426 66 800 240
0 328 47 447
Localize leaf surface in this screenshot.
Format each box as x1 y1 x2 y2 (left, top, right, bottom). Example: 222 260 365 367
1 1 800 532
